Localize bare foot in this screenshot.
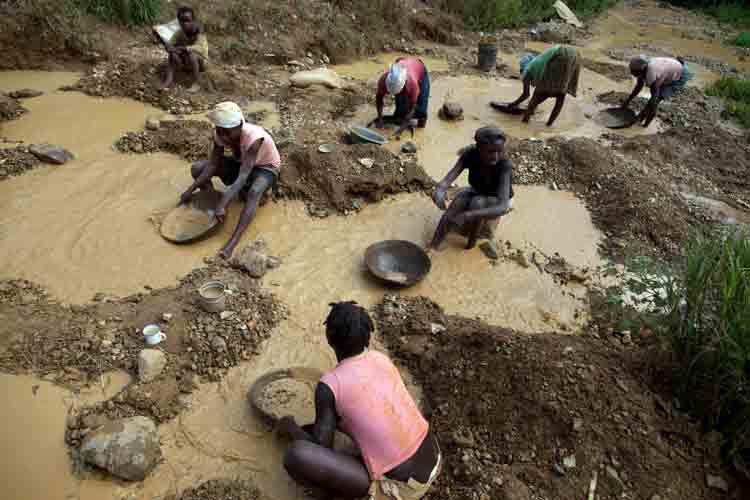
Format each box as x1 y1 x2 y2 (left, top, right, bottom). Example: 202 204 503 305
218 246 233 260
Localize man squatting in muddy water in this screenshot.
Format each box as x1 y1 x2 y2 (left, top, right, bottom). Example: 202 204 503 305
178 102 281 260
154 6 209 92
278 302 442 500
492 44 581 127
430 126 513 250
371 57 431 139
622 55 692 127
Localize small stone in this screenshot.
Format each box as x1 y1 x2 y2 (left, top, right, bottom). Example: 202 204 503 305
29 144 75 165
162 313 173 322
145 117 160 131
138 349 167 383
219 311 235 320
401 142 418 154
706 474 728 492
322 54 330 64
479 241 499 260
572 417 584 432
266 256 281 269
358 158 375 169
8 89 43 99
562 455 576 469
430 323 446 334
79 417 161 481
441 102 464 120
211 336 227 352
606 465 621 483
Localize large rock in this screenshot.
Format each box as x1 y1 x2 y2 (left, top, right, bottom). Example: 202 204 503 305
29 144 75 165
79 416 161 481
138 349 167 383
441 102 464 120
233 238 280 278
290 68 344 89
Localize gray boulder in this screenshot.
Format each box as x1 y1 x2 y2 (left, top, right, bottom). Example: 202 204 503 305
8 89 43 99
29 144 75 165
79 416 161 481
441 102 464 120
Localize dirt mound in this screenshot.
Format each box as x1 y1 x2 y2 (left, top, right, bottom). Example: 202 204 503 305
0 146 42 180
116 120 214 161
0 263 286 430
374 295 746 500
0 94 26 121
166 479 260 500
581 59 630 82
67 58 278 114
509 136 694 259
282 143 435 214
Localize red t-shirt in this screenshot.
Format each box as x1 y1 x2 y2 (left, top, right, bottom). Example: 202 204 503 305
376 57 426 107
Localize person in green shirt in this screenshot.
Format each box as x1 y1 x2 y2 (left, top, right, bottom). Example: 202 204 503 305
156 6 209 92
491 45 580 127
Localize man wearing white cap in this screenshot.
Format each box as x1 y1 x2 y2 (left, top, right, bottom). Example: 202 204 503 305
373 57 430 139
179 101 281 259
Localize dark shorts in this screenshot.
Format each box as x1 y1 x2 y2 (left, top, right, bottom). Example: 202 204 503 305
174 51 207 72
215 157 276 187
395 68 430 120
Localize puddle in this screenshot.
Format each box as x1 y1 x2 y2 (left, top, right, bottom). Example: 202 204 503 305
681 192 750 225
332 51 450 82
350 74 659 182
0 371 130 500
0 71 81 94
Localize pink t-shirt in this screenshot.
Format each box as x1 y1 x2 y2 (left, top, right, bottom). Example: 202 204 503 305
214 123 281 171
320 350 429 480
645 58 683 88
376 57 426 107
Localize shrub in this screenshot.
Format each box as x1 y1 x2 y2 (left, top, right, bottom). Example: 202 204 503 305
707 77 750 128
79 0 162 26
733 31 750 47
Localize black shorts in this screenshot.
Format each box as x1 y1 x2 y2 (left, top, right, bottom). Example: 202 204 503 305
215 157 279 191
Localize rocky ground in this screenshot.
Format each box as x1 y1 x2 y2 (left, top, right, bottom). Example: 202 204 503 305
0 145 42 180
166 479 261 500
375 295 747 500
0 257 286 431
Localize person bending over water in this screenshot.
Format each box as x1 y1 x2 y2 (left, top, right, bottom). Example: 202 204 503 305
371 57 431 139
622 55 692 127
492 45 580 127
155 6 208 92
279 302 442 500
430 126 513 250
178 102 280 259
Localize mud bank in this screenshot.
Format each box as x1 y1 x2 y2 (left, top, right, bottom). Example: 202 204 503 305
376 295 747 500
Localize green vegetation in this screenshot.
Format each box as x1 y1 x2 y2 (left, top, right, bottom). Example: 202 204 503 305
435 0 616 30
667 1 750 28
707 77 750 128
732 31 750 47
616 229 750 462
80 0 162 26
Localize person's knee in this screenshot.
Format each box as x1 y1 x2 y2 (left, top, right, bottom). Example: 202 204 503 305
167 52 180 65
191 161 207 179
284 440 316 475
469 196 487 210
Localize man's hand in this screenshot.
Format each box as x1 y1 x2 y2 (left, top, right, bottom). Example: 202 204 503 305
178 189 194 206
277 416 298 439
432 188 448 210
214 206 226 224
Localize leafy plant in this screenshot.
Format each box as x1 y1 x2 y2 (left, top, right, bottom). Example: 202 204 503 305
80 0 162 26
707 77 750 128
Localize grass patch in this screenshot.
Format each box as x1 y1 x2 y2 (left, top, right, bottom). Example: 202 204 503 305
707 77 750 128
732 31 750 47
666 1 750 28
435 0 616 30
80 0 162 26
617 229 750 466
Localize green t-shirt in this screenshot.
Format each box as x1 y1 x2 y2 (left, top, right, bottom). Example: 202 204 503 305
523 45 562 85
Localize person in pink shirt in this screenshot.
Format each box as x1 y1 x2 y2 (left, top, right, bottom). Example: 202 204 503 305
178 101 281 259
278 302 441 499
622 55 692 127
371 57 431 139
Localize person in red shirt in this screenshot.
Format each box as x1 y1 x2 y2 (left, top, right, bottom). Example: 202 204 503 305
372 57 431 139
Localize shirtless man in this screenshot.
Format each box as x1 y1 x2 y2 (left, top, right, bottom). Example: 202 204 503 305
622 55 692 127
156 6 209 92
178 102 280 259
430 126 513 250
279 301 441 500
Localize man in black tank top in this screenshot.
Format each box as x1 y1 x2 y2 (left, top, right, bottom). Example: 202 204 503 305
430 126 514 250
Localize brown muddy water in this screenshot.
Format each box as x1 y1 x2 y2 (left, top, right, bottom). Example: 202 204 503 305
0 9 739 495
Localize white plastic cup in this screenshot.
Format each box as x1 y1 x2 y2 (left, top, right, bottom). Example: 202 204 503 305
143 324 167 346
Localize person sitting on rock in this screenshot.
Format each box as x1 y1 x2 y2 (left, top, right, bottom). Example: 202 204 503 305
178 101 280 259
279 301 442 500
430 126 513 250
156 6 208 92
492 44 580 127
622 55 692 127
372 57 431 139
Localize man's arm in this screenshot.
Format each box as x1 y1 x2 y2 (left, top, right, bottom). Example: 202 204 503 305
432 159 465 209
636 83 661 122
394 104 416 138
623 77 644 109
279 382 337 448
180 143 221 204
216 138 264 214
